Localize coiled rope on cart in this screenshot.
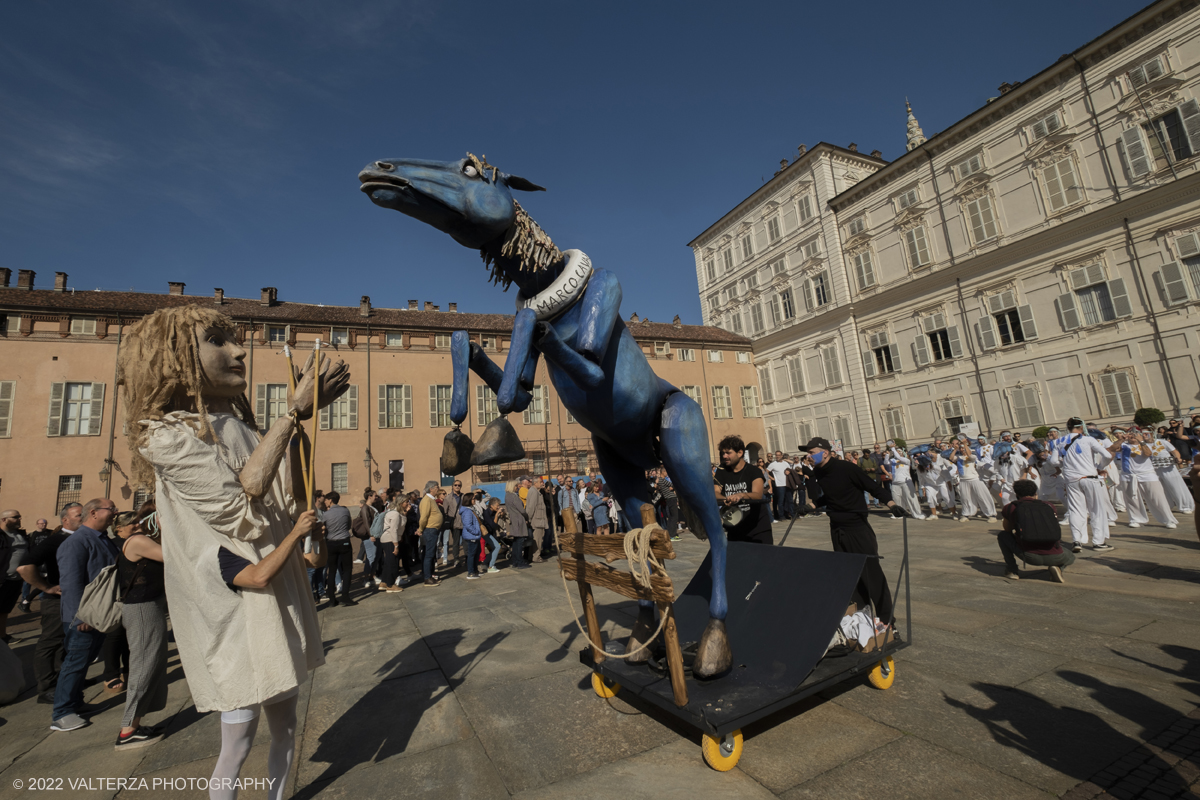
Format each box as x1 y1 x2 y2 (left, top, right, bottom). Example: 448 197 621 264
553 524 672 659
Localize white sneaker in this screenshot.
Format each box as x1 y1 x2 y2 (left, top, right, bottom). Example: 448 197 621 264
1059 519 1070 526
985 517 996 523
353 559 363 564
1127 522 1140 528
1167 523 1178 529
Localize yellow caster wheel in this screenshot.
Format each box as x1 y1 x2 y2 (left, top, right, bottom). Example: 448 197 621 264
701 729 743 771
868 656 895 690
592 672 620 698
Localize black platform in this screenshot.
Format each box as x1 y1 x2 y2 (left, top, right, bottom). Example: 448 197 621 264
585 538 911 736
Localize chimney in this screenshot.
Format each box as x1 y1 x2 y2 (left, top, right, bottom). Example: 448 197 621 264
797 144 807 156
629 312 640 323
0 269 9 288
168 281 185 295
214 288 224 304
408 299 418 310
16 270 34 290
448 302 457 312
848 143 858 153
998 82 1014 94
673 314 682 327
424 301 434 311
870 149 883 159
54 272 68 292
360 295 371 317
260 287 277 306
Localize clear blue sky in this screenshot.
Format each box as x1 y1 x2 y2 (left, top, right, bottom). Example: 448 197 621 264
1 0 1147 324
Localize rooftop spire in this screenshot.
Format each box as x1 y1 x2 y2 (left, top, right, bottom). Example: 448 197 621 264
905 98 926 152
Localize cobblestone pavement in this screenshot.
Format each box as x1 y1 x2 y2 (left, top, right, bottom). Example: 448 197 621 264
1 509 1198 798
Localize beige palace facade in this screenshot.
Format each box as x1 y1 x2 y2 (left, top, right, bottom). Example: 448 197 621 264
693 0 1200 451
0 275 763 517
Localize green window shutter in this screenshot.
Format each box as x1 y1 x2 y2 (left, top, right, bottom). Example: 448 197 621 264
347 385 358 430
378 384 388 429
1108 279 1133 318
255 384 267 429
429 385 438 427
1017 304 1038 340
1179 99 1200 156
1120 127 1152 179
0 381 14 438
1056 293 1081 330
87 382 105 436
1159 261 1191 305
947 325 964 358
977 315 998 350
47 382 65 437
913 334 930 367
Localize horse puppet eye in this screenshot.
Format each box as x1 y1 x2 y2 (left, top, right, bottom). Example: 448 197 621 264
463 164 479 178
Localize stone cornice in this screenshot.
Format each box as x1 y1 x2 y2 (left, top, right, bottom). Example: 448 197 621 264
828 0 1197 212
753 170 1200 353
688 142 887 249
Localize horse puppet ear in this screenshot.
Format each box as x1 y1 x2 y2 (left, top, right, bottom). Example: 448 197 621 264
502 173 546 192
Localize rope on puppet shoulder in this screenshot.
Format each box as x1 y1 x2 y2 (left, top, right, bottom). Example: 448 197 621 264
552 524 672 660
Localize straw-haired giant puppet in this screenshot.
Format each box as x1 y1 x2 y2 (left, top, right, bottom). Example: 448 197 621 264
359 154 732 677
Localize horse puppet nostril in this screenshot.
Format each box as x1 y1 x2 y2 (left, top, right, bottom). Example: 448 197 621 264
375 161 394 171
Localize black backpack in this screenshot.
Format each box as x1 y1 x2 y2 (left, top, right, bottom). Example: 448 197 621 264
1012 499 1059 545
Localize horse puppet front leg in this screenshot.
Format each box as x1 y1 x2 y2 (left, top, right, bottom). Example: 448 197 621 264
659 390 732 679
441 329 534 475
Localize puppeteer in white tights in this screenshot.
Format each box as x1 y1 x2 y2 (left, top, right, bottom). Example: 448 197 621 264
211 691 299 800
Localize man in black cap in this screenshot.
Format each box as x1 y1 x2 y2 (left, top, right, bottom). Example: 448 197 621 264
803 436 900 625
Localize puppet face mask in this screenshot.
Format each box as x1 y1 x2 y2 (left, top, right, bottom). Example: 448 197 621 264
195 323 248 400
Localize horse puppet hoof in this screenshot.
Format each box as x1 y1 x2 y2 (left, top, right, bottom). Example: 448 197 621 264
692 618 732 679
441 429 474 475
624 604 658 664
470 415 526 466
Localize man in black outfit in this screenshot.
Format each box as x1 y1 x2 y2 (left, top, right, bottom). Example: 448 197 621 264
322 491 356 606
713 435 774 545
804 437 899 624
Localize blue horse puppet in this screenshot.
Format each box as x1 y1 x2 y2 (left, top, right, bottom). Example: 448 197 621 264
358 154 733 678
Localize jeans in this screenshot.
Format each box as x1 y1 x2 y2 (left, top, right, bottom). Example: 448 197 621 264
439 528 461 563
33 595 64 694
53 622 106 720
510 536 528 567
361 537 377 564
485 535 501 569
465 538 481 575
422 528 440 579
661 497 680 535
308 566 325 597
325 540 353 600
997 530 1077 572
382 547 400 587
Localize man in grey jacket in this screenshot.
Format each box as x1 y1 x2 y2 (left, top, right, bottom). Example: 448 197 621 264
442 480 465 568
526 477 549 562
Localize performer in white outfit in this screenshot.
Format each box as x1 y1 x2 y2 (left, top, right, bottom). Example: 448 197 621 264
888 445 924 519
1117 430 1179 528
1150 436 1194 513
121 307 349 800
1048 417 1120 551
995 432 1030 506
952 440 996 520
916 451 952 518
974 436 997 494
